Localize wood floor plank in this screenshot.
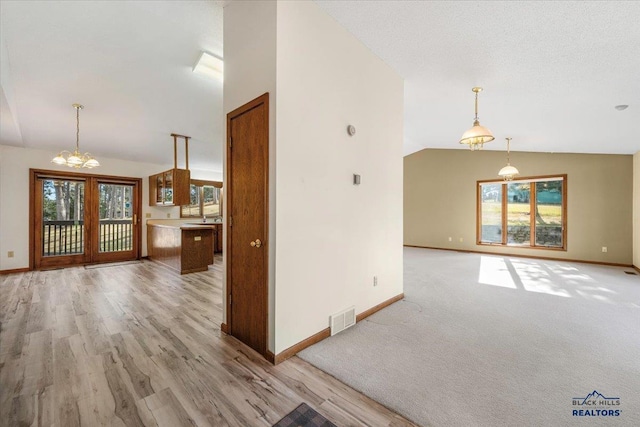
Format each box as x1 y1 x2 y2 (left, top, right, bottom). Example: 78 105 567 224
1 260 418 427
102 351 146 427
143 387 197 427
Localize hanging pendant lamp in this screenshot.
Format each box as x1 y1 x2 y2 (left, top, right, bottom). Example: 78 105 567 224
459 87 494 150
52 104 100 169
498 137 519 181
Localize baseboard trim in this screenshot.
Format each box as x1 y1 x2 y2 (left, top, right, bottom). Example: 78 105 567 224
265 350 276 364
0 267 30 275
634 265 640 274
220 323 229 334
271 292 405 365
404 245 633 268
356 293 405 323
274 327 331 365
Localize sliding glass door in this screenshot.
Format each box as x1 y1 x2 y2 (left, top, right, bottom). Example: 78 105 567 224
31 170 141 269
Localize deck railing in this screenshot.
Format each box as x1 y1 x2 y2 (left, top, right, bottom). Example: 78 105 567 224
43 219 132 256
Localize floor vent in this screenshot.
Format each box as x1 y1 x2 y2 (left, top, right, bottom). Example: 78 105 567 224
330 306 356 336
624 271 638 275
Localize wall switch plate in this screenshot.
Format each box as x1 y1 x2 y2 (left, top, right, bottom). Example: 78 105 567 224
602 246 608 253
7 251 14 258
459 237 463 242
353 174 361 185
373 276 378 287
448 237 452 242
195 236 201 241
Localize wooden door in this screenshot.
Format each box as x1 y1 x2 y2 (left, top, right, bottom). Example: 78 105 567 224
226 93 269 357
33 176 90 269
91 180 141 264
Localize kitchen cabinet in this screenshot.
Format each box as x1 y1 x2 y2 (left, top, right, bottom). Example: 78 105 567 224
149 168 190 206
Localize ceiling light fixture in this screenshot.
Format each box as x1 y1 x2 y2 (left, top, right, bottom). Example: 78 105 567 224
498 137 519 181
52 104 100 169
459 87 494 150
193 51 223 80
614 104 629 111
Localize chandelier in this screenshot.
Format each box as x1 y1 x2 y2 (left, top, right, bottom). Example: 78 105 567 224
459 87 494 150
52 104 100 168
498 137 520 181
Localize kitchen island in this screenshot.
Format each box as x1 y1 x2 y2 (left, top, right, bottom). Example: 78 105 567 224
147 223 214 274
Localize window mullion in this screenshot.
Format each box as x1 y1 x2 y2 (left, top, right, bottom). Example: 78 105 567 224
501 183 507 245
199 186 205 217
530 182 536 247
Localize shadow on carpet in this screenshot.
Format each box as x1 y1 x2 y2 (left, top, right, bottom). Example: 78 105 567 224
273 403 336 427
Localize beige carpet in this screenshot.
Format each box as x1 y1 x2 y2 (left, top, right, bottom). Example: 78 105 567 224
299 247 640 426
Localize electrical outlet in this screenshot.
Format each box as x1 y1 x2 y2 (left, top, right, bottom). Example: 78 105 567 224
166 213 171 218
459 237 463 242
448 237 452 242
373 276 378 287
145 213 151 218
602 246 608 253
7 251 14 258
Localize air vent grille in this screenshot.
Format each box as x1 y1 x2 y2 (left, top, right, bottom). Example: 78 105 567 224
330 306 356 336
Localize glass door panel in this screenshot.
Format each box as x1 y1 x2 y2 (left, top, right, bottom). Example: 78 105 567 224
98 183 134 253
41 179 85 256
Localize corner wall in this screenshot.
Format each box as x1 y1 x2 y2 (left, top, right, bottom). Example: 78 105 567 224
223 0 277 351
634 151 640 268
404 149 633 265
274 1 404 353
0 144 221 271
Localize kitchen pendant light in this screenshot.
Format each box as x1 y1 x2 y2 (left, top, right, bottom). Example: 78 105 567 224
459 87 494 150
498 137 519 181
52 104 100 169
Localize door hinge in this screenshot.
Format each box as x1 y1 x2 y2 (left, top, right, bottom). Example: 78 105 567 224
229 216 233 227
229 136 232 149
229 294 232 306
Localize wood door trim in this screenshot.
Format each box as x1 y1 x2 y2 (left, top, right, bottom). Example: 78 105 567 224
225 92 270 357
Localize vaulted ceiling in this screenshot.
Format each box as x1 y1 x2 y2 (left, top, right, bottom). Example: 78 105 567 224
1 1 638 174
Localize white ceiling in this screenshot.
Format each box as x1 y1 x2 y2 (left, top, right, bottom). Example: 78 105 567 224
0 0 224 173
1 1 639 174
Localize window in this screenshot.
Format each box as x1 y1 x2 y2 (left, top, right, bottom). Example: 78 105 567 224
180 180 222 218
477 175 566 249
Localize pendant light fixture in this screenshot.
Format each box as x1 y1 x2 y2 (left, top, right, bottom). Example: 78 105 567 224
459 87 494 150
52 104 100 169
498 137 519 181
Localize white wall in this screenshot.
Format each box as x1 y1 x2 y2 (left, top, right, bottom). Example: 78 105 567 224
274 1 404 353
0 144 221 270
223 0 277 351
634 151 640 268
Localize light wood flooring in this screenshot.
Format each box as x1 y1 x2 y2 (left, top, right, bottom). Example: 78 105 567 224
0 258 417 427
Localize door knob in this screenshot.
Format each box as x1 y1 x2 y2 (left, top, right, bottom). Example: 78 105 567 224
250 239 262 248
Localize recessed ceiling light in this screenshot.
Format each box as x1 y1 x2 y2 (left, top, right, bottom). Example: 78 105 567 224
614 104 629 111
193 51 223 80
